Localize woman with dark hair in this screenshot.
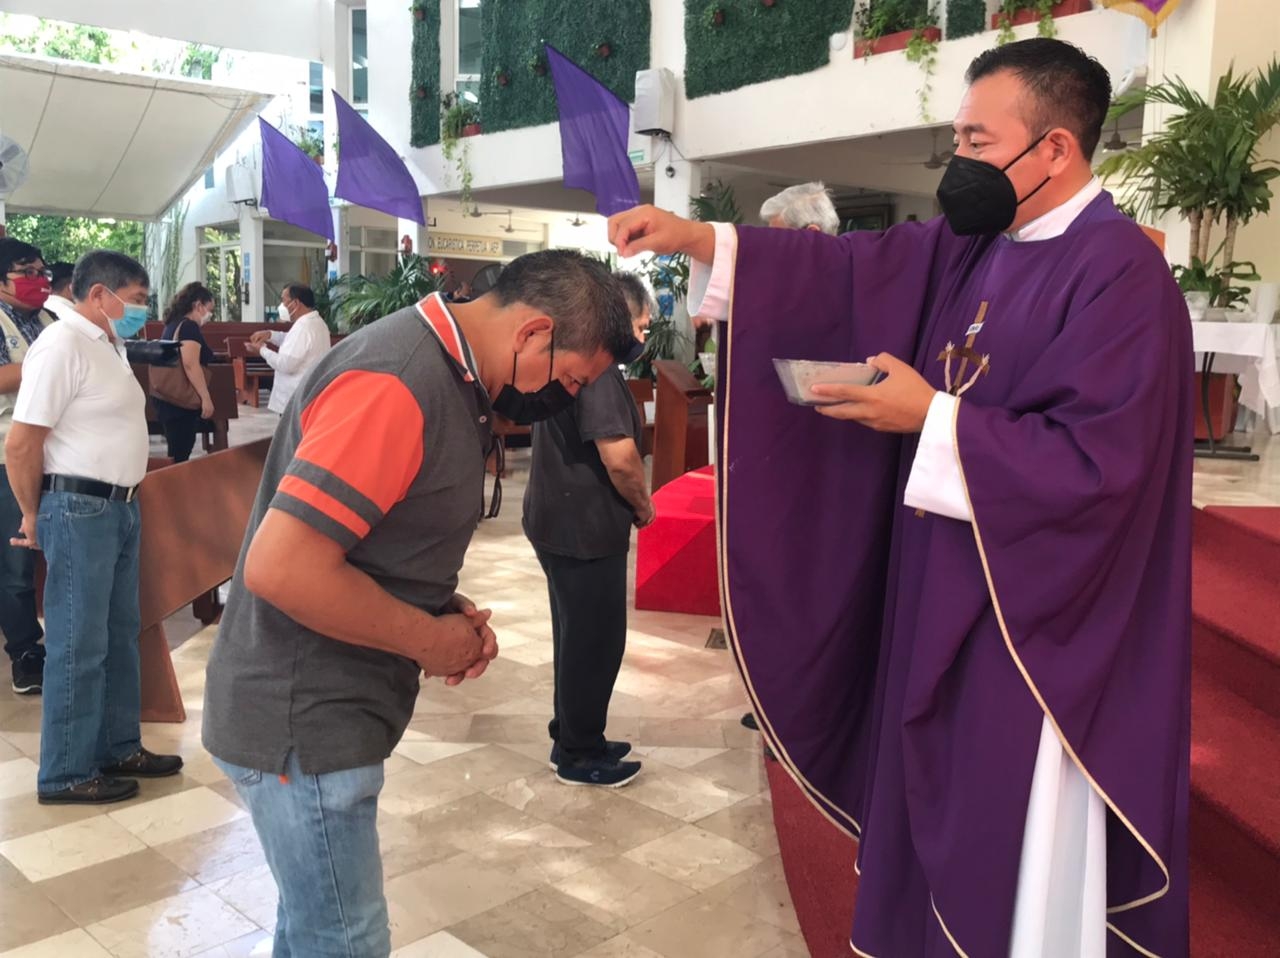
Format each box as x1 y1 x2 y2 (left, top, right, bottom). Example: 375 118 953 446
155 282 216 462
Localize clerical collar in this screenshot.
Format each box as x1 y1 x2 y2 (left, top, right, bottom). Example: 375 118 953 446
1008 177 1103 243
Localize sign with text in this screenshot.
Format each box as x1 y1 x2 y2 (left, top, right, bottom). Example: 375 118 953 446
426 232 504 257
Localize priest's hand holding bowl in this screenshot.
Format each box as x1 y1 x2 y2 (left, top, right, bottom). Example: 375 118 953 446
810 353 936 434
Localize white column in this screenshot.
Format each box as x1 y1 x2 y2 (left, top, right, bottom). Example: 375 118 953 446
238 206 266 323
652 156 703 362
330 205 351 282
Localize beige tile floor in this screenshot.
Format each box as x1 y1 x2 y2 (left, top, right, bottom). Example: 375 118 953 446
4 409 1277 957
0 435 803 958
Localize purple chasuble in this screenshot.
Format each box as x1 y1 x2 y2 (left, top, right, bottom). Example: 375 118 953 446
716 193 1191 957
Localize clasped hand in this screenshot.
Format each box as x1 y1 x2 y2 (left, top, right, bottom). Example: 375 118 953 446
433 592 498 687
810 354 936 434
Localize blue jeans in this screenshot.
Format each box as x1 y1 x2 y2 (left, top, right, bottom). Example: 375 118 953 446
37 491 142 792
0 465 43 662
214 752 389 958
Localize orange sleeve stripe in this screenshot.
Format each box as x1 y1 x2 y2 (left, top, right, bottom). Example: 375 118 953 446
277 475 371 539
296 369 426 512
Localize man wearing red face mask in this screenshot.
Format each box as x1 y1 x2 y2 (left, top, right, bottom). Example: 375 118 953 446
0 239 55 695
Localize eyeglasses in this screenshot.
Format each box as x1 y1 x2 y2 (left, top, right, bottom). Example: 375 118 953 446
6 268 51 280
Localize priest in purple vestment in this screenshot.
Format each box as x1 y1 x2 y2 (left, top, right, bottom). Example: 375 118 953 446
609 39 1191 958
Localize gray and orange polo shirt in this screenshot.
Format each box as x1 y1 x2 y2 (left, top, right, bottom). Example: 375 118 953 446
203 294 493 775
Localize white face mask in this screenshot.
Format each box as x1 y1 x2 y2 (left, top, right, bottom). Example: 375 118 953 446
278 302 291 322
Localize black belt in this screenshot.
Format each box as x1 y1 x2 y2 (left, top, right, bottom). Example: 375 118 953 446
42 475 139 503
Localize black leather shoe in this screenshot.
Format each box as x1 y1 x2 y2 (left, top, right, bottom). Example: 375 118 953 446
101 748 184 779
741 712 759 731
38 776 139 805
11 650 43 695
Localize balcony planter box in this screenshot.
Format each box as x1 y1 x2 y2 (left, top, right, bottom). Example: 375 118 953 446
992 0 1092 30
855 26 940 58
461 123 482 138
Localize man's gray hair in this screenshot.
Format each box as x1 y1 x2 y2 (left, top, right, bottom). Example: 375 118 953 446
71 250 150 301
759 182 840 235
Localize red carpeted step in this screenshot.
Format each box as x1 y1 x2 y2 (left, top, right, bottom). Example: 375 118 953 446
1190 670 1280 877
1191 507 1280 720
1189 855 1280 958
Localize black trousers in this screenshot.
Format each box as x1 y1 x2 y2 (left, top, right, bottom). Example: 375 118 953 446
0 465 42 663
160 410 204 463
535 547 628 762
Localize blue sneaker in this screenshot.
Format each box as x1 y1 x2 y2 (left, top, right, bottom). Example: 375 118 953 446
555 757 642 789
548 739 632 771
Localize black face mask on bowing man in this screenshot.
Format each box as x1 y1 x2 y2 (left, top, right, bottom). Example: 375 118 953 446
936 131 1052 236
491 339 576 424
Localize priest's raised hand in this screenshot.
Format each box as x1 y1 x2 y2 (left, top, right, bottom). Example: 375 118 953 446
810 353 935 433
607 204 715 263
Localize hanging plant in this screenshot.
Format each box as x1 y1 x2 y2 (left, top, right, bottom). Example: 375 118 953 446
704 5 727 28
410 2 427 21
494 68 511 87
414 84 429 100
905 8 941 121
596 41 613 59
530 54 547 76
994 0 1057 45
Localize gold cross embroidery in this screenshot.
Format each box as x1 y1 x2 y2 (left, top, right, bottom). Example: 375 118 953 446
936 301 991 397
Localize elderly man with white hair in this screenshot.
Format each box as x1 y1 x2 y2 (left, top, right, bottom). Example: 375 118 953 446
759 181 840 235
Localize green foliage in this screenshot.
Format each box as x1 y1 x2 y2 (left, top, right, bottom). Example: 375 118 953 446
409 2 442 147
855 0 927 46
686 0 854 99
333 254 448 330
1098 59 1280 273
179 44 220 80
439 93 479 213
1172 255 1260 309
479 1 650 134
904 9 940 121
946 0 988 39
4 215 144 266
690 180 743 225
291 125 325 161
995 0 1055 45
0 17 117 63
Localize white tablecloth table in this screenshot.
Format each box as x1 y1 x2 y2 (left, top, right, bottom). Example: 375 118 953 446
1191 321 1280 434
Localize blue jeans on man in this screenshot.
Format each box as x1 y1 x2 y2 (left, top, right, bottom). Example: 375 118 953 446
214 752 389 958
0 465 44 663
36 491 142 793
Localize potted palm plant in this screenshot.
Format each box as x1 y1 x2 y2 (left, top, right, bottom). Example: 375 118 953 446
333 254 448 331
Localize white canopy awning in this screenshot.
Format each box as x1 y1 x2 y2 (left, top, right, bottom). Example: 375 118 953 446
0 52 272 221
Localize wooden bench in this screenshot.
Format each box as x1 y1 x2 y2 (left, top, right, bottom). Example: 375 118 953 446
225 340 274 408
627 378 656 458
136 439 271 722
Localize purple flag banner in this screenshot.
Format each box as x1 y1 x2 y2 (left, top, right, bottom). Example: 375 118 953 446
333 92 425 224
258 118 335 241
545 44 640 217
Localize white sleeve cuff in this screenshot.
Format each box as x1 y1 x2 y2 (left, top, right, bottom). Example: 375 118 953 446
686 222 737 323
260 347 279 370
270 331 287 346
903 392 972 522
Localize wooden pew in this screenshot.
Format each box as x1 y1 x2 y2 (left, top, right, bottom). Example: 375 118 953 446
651 360 712 493
227 340 274 408
626 378 655 458
136 439 270 722
131 363 239 454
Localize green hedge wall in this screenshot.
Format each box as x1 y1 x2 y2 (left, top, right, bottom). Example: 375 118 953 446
409 3 442 147
478 0 651 135
946 0 989 39
684 0 855 100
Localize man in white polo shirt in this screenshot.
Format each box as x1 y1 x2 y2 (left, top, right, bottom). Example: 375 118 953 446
246 282 331 414
5 250 182 805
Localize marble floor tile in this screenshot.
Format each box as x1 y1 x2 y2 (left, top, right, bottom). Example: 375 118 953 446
449 888 617 958
694 794 781 858
544 791 684 853
552 857 698 927
623 825 761 892
617 763 748 823
630 746 728 770
699 855 803 935
152 815 268 884
635 718 730 749
418 744 549 793
108 786 245 846
0 929 114 958
466 821 615 886
627 894 792 958
384 852 534 943
574 936 669 958
85 887 258 958
191 929 273 958
0 758 38 802
687 748 769 797
0 814 148 882
377 813 463 881
0 791 104 843
391 931 490 957
35 848 199 927
393 739 486 766
0 857 78 952
206 863 279 930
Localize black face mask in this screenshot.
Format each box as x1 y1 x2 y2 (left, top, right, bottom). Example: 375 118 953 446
936 132 1051 236
491 341 575 424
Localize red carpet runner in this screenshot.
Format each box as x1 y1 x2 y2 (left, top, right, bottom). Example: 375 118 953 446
763 505 1280 956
